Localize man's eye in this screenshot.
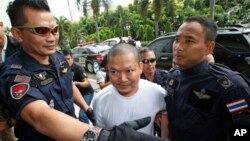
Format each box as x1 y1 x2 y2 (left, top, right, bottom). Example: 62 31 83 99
127 69 134 73
186 39 194 43
110 70 116 74
174 38 179 42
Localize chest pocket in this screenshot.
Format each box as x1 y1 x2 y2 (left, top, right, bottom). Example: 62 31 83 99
32 71 55 104
188 86 216 113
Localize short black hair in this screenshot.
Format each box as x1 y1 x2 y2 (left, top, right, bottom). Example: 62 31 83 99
107 43 140 63
6 0 50 26
62 48 73 57
185 16 218 42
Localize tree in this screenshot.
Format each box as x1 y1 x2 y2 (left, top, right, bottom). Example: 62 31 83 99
153 0 163 37
55 16 71 49
91 0 101 42
139 0 150 19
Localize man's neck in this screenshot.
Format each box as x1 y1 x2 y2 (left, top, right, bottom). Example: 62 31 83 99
143 72 155 82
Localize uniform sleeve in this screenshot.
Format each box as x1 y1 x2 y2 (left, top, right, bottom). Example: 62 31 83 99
222 76 250 124
5 82 47 120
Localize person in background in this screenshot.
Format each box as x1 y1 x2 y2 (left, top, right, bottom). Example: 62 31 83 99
165 16 250 141
119 36 125 43
139 47 168 87
0 21 19 141
96 55 111 89
134 31 141 41
127 35 136 47
92 43 168 138
0 0 168 141
139 47 168 137
0 21 20 62
63 49 95 124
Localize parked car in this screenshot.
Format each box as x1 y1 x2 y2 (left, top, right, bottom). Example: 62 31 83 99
71 44 111 73
102 37 142 48
147 26 250 78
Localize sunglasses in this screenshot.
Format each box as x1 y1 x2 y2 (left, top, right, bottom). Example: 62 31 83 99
15 25 59 36
142 58 156 64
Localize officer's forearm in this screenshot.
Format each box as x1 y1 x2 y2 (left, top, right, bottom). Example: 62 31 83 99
74 79 90 88
21 100 92 141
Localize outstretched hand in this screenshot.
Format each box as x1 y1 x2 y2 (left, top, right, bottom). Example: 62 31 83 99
99 116 170 141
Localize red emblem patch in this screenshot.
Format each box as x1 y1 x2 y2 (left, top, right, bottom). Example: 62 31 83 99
10 83 30 100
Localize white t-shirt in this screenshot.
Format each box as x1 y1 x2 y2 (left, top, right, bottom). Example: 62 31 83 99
96 69 106 84
91 79 167 135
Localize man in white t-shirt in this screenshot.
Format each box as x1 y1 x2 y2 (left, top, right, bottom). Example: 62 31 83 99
91 43 168 136
96 55 111 89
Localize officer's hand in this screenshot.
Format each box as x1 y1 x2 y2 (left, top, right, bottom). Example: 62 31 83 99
86 108 96 125
98 116 170 141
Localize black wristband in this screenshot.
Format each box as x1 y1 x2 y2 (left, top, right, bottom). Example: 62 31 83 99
6 118 13 127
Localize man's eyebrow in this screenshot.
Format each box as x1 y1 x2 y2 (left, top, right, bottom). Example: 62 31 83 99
184 35 198 40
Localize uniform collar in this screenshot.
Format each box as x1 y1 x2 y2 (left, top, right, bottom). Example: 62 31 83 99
180 60 209 76
20 49 56 71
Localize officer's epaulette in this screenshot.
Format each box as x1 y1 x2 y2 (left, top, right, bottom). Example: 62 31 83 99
208 63 235 89
217 76 233 89
10 64 22 69
168 66 179 73
56 49 63 54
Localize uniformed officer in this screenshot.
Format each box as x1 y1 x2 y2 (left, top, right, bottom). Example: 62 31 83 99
139 47 169 137
0 0 167 141
63 49 95 124
165 16 250 141
139 47 168 87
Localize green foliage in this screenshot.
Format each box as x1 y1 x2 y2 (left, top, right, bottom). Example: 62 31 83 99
57 0 250 50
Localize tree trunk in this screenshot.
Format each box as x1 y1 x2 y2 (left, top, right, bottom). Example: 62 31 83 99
155 21 159 38
94 16 100 43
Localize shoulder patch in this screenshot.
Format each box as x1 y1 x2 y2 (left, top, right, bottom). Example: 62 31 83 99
10 83 30 100
226 98 248 114
7 75 31 83
14 75 31 83
217 76 233 89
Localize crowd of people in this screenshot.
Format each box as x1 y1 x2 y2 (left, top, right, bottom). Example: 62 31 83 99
0 0 250 141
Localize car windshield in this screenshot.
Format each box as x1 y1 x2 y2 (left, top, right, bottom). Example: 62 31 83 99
88 45 111 54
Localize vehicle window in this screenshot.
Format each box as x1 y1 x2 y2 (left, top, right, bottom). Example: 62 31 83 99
148 37 173 53
216 35 250 52
102 41 109 46
72 48 80 54
109 40 117 46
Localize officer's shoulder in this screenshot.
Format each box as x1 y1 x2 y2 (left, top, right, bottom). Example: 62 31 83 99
168 66 180 73
209 63 249 89
156 69 168 75
209 63 236 76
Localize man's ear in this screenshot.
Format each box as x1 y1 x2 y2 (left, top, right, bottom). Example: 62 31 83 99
11 27 23 42
138 61 143 74
206 41 215 54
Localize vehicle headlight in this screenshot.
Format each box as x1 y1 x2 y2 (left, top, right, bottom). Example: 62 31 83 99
245 57 250 65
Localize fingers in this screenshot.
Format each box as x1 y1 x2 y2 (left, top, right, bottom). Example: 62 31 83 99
123 116 151 130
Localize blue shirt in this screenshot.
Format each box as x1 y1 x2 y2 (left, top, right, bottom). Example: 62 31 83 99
140 69 168 87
